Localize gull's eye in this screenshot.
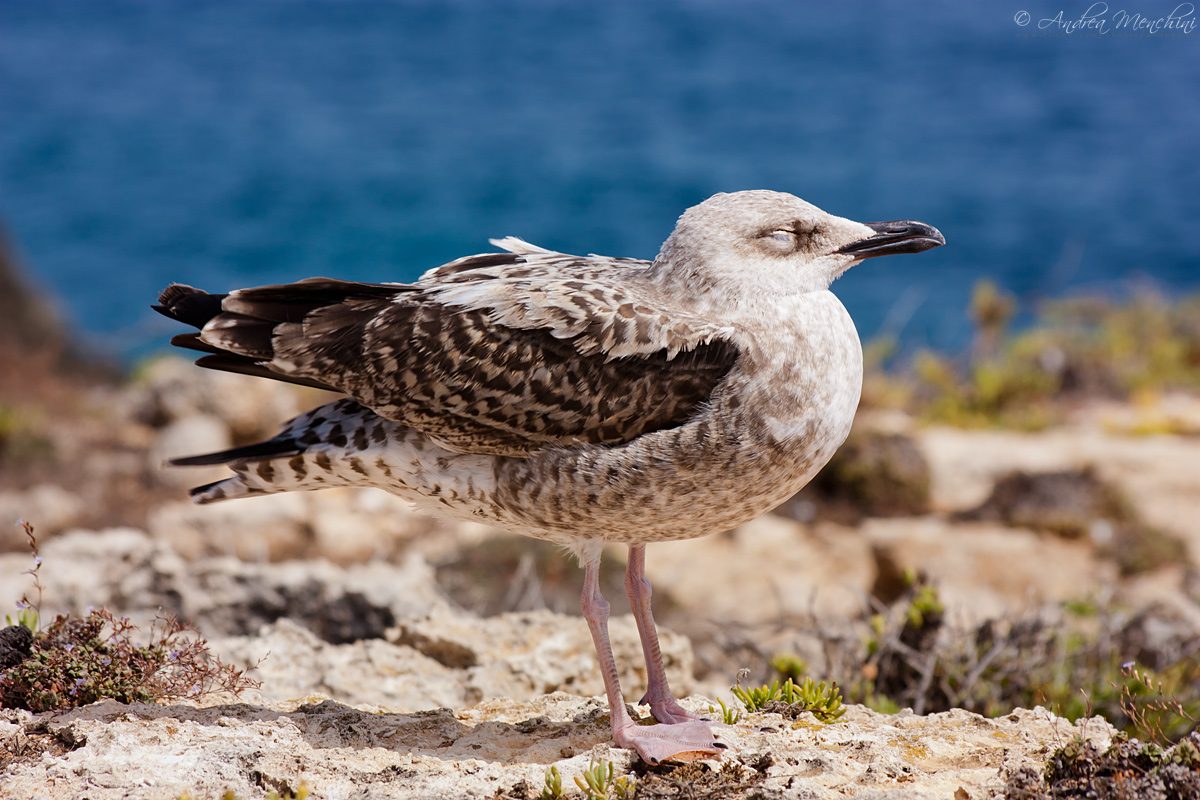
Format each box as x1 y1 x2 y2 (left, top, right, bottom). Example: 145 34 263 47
767 230 795 244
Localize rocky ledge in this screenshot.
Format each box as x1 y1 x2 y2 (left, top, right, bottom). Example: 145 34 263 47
0 694 1108 800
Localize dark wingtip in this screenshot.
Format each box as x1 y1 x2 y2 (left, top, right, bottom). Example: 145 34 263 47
187 479 225 497
169 333 224 354
156 282 197 308
167 453 234 468
155 284 227 328
166 437 302 467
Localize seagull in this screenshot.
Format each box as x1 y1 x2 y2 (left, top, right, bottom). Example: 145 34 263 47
154 190 944 764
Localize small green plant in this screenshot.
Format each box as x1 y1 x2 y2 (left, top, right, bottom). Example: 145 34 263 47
731 678 782 712
732 676 846 723
1163 737 1200 769
769 653 807 682
541 761 634 800
0 609 260 711
612 774 636 800
787 677 847 723
905 583 944 629
574 758 612 800
541 765 565 800
707 697 740 725
1036 733 1200 798
1 522 259 712
1116 661 1200 744
5 520 42 632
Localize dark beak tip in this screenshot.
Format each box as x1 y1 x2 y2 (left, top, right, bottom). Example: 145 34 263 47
838 219 945 258
913 229 947 250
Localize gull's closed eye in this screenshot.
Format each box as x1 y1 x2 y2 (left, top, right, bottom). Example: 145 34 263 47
767 230 794 244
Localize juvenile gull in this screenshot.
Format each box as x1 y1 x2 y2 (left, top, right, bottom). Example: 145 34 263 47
154 190 944 764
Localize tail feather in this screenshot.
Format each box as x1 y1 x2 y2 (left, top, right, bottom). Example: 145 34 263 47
153 279 415 391
200 312 277 358
192 354 339 390
166 436 303 467
154 284 227 328
188 477 269 504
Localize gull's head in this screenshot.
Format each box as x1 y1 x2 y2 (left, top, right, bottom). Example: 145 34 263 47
655 190 945 298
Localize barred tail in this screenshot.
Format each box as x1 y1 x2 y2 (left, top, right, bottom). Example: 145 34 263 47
168 398 376 504
188 476 263 505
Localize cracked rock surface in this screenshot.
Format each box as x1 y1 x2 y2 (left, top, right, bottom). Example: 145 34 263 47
0 699 1107 800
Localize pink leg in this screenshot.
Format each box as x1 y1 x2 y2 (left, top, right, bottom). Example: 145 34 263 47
625 544 706 724
580 546 723 764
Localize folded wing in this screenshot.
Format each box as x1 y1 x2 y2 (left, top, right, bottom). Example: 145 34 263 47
155 248 740 457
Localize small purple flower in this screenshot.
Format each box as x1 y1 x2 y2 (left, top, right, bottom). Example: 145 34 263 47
101 657 111 666
16 600 28 610
64 644 74 652
32 556 42 566
1122 661 1135 670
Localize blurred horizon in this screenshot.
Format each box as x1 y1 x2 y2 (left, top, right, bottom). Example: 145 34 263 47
1 0 1197 361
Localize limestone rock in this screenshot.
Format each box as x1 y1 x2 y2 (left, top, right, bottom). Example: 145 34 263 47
125 356 307 443
0 697 1114 799
0 485 83 546
149 413 232 489
918 424 1200 566
862 517 1116 621
389 608 695 706
645 515 876 626
0 528 448 642
210 618 467 710
147 487 474 564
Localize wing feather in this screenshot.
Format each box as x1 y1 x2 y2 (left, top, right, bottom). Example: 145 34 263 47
157 250 740 457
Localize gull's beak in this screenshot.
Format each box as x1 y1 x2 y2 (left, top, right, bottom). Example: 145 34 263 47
837 220 946 258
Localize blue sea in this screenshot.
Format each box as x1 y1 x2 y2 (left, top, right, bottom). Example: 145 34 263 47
1 1 1198 360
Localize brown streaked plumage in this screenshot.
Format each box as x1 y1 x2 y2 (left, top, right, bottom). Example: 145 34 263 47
155 190 945 765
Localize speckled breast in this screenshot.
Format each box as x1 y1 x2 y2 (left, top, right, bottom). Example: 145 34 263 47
491 291 864 545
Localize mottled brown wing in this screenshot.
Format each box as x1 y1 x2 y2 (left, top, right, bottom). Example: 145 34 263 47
170 270 740 457
268 292 739 456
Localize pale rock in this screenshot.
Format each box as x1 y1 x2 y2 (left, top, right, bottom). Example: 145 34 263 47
0 528 449 641
209 607 695 712
1070 390 1200 436
147 486 483 564
643 515 876 625
390 608 695 706
861 517 1117 621
211 618 466 710
305 488 467 564
148 492 313 562
150 413 231 489
0 526 177 630
126 356 306 442
0 696 1115 799
0 484 83 546
918 424 1200 565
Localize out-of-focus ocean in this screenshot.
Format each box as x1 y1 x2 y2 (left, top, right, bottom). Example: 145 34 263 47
1 1 1197 359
